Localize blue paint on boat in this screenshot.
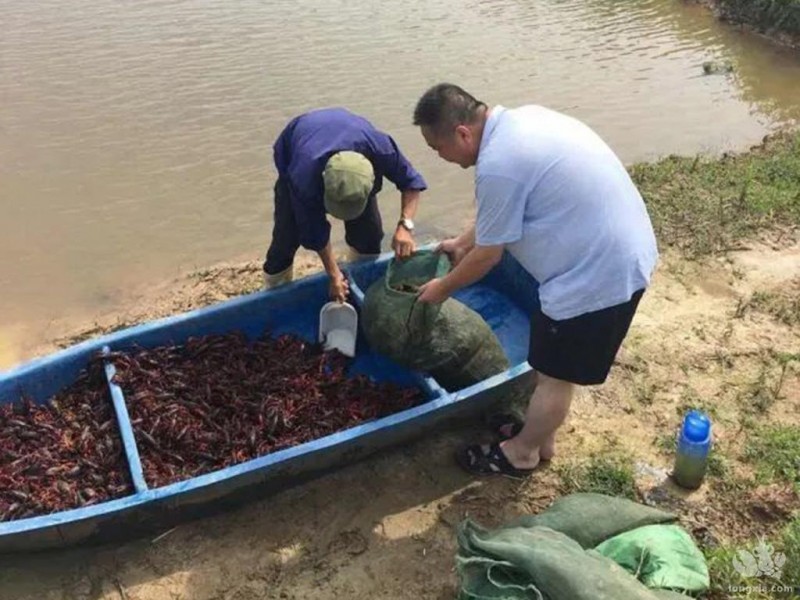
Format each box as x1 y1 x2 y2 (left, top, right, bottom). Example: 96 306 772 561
0 250 538 553
102 347 148 495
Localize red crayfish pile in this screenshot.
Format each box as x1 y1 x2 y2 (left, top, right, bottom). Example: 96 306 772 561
111 332 424 488
0 360 133 522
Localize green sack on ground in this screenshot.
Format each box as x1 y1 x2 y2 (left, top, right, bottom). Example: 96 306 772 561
595 524 710 593
361 251 510 391
457 521 670 600
507 493 676 549
456 494 703 600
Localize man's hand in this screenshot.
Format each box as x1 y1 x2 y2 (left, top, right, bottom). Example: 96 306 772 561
329 273 349 303
392 227 416 259
437 237 469 267
418 277 450 304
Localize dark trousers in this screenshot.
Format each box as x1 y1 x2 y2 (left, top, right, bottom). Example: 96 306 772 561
263 178 384 275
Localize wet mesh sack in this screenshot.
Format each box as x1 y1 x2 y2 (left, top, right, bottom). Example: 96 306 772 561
361 251 509 390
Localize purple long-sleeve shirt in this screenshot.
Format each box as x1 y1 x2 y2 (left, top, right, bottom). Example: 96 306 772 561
273 108 428 251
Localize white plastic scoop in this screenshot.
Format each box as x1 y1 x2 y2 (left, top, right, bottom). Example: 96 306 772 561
318 301 358 357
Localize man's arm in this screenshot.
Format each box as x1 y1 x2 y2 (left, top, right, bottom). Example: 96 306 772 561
418 243 504 303
400 188 421 221
444 244 504 291
317 241 342 277
455 225 476 251
437 224 475 267
370 133 428 258
318 241 348 302
285 167 346 301
372 134 428 193
393 188 422 258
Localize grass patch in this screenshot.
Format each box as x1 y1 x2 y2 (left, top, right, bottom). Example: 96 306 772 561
557 455 637 499
656 432 677 455
633 377 659 406
782 517 800 589
708 448 732 479
739 360 789 415
705 517 800 599
629 131 800 258
705 545 773 599
749 284 800 326
677 388 721 420
745 425 800 487
739 351 800 414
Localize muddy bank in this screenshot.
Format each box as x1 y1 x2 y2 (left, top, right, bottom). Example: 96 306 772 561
17 251 321 365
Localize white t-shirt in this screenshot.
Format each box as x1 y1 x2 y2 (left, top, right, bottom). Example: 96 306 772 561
475 105 658 320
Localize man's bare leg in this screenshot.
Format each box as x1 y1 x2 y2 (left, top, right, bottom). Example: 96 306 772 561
500 373 574 470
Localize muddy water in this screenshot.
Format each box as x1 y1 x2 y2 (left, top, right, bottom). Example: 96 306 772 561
1 0 799 367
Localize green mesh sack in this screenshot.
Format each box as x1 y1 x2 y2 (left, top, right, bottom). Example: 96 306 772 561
457 522 671 600
456 495 703 600
361 251 509 390
595 524 710 593
507 493 676 549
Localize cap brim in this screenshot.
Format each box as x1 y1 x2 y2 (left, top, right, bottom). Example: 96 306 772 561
324 195 368 221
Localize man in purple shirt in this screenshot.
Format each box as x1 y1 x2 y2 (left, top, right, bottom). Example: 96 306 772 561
264 108 428 301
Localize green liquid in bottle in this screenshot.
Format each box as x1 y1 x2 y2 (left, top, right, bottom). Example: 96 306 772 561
673 452 708 489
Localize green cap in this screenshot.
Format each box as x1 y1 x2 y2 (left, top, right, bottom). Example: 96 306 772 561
323 151 375 221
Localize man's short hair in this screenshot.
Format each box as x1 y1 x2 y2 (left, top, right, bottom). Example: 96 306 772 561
413 83 486 137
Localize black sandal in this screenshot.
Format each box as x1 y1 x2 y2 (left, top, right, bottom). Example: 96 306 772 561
455 443 536 478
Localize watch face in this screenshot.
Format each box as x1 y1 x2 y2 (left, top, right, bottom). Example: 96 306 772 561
401 218 415 230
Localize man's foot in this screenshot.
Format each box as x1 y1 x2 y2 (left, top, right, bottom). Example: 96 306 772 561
492 416 556 462
539 433 556 461
456 443 539 478
498 439 542 471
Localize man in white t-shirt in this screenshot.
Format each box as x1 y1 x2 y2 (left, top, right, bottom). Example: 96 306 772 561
412 83 658 477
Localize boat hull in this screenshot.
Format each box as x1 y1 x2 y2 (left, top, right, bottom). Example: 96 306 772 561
0 251 538 553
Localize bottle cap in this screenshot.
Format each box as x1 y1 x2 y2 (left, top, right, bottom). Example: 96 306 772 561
682 410 711 442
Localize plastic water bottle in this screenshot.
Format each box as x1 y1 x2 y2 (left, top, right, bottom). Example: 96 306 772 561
672 410 712 490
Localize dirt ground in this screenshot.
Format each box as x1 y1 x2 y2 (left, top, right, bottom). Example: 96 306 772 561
1 241 799 600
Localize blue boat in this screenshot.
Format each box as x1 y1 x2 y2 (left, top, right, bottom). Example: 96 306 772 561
0 250 538 553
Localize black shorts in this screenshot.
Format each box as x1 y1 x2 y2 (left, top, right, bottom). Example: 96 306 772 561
528 289 645 385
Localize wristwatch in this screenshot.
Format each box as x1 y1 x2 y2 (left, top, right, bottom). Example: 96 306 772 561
398 218 415 232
